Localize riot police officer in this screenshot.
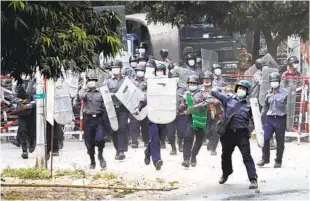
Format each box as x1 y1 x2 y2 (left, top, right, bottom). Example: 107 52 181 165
135 63 169 170
129 63 149 148
251 58 267 99
159 49 172 62
183 53 203 79
281 56 301 88
182 75 214 168
144 59 157 79
211 64 228 89
129 55 138 69
211 80 258 189
103 60 129 160
167 71 186 155
78 73 106 169
202 71 221 155
257 72 287 168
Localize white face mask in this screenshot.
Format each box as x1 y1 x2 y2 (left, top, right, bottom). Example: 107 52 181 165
188 60 195 66
21 75 29 80
139 48 146 54
293 64 298 69
237 89 246 98
130 62 137 68
189 85 198 91
112 68 121 75
270 82 279 88
156 71 164 76
87 81 96 88
136 71 145 78
214 69 222 76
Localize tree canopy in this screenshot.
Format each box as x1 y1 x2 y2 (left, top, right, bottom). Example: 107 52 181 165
124 1 309 59
1 1 123 79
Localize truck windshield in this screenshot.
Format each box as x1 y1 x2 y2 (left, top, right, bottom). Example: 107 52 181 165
179 25 233 40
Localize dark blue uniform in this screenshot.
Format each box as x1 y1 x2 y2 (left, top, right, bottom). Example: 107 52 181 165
211 87 257 181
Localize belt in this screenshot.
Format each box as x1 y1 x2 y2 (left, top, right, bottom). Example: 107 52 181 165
267 115 286 119
84 113 102 118
227 128 248 133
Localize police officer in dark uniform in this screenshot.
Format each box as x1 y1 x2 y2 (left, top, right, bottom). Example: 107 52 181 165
167 71 187 155
129 63 149 148
78 73 106 169
211 80 258 189
183 53 204 80
257 72 287 168
182 75 214 168
202 71 222 156
103 60 129 160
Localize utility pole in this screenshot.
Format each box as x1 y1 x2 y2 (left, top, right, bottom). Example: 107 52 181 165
35 67 47 168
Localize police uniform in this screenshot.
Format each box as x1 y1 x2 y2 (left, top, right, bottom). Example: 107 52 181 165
103 61 129 160
79 74 106 169
183 53 204 81
182 75 214 168
167 72 187 155
258 72 287 168
211 64 228 89
129 64 149 148
211 80 258 189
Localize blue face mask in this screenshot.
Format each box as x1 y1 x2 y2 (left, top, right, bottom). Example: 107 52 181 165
189 85 198 91
237 89 246 98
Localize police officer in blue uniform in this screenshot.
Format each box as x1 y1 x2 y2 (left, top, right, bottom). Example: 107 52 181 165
257 72 287 168
129 63 149 148
167 71 187 155
78 73 106 169
135 63 169 170
211 80 258 189
103 60 129 160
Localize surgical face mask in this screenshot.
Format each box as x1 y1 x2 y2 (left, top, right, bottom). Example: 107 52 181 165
138 48 146 54
293 63 298 69
156 71 164 76
87 81 96 88
188 60 195 66
270 81 279 88
21 75 29 80
214 69 222 76
189 85 198 91
112 68 121 75
136 71 145 78
237 89 246 98
130 62 137 68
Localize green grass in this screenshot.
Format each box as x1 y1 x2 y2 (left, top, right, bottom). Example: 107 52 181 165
1 168 50 180
55 169 86 178
92 172 117 181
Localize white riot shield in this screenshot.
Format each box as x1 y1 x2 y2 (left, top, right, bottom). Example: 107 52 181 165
100 86 119 131
201 49 219 72
147 78 177 124
250 98 264 148
115 77 147 121
262 53 279 69
259 67 279 106
65 71 79 98
286 85 296 131
54 78 74 125
46 79 55 125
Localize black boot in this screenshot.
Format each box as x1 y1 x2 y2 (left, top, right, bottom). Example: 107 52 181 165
28 141 36 153
182 160 190 168
274 161 282 168
89 156 96 169
144 152 150 165
115 152 125 160
249 179 258 189
257 160 270 167
219 174 229 184
21 152 28 159
190 156 197 167
98 152 106 169
155 159 163 170
131 142 139 149
211 150 217 156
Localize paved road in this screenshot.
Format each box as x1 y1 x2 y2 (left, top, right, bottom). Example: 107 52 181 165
1 138 309 200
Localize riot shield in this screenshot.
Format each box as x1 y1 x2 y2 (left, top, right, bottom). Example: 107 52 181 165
259 67 279 106
147 77 177 124
262 53 279 69
170 66 195 86
286 85 296 131
100 86 119 131
65 71 79 98
115 77 147 121
201 49 219 72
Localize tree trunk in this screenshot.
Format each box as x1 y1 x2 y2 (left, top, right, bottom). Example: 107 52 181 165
252 24 260 63
266 42 278 59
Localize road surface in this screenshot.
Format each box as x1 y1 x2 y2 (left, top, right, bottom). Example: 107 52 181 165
1 138 309 200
